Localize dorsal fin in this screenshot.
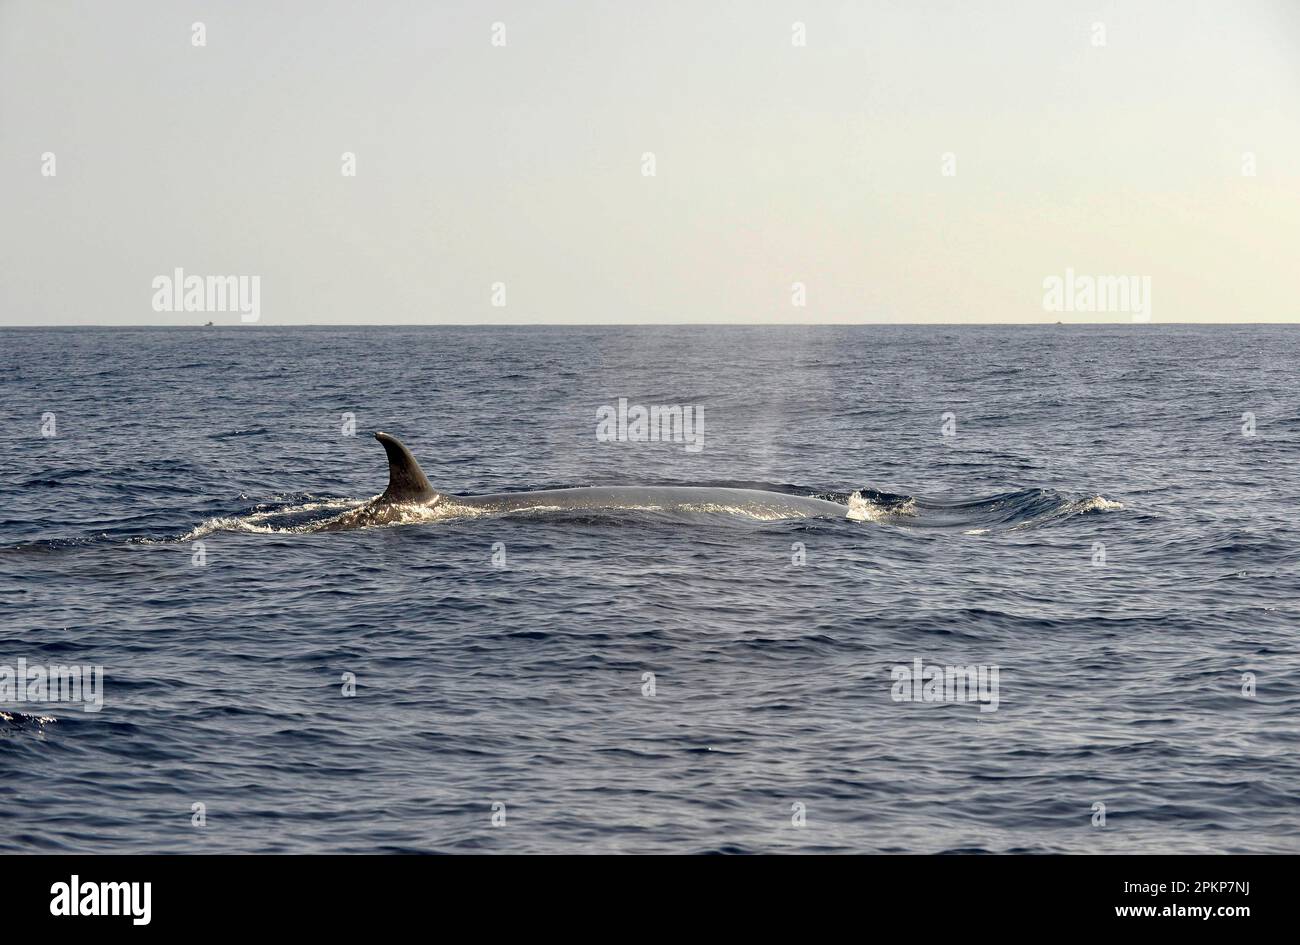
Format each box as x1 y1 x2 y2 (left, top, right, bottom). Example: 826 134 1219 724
374 432 439 503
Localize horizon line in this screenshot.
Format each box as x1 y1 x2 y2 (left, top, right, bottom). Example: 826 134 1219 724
0 321 1296 329
2 321 1300 328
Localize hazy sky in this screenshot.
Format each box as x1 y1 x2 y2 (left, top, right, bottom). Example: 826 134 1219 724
2 0 1298 325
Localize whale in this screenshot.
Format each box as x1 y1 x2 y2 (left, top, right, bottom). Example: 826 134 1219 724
320 432 851 529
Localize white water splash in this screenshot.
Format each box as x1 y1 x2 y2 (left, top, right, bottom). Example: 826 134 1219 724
1069 496 1125 513
172 497 365 540
846 492 917 523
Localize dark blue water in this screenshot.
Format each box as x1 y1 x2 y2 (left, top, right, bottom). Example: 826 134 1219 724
2 325 1297 853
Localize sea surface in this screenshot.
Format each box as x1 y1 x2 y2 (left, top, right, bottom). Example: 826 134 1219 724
1 324 1297 854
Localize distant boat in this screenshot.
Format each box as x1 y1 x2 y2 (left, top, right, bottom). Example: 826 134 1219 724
204 321 214 327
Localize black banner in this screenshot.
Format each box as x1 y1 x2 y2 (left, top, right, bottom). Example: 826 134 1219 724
7 854 1280 932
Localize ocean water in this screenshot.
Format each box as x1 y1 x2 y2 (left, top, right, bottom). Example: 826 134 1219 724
1 324 1297 854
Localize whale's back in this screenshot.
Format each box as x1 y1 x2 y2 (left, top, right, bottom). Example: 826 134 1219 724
363 433 847 524
459 485 847 520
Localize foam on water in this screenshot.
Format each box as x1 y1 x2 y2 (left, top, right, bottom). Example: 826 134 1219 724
171 497 363 540
847 491 919 522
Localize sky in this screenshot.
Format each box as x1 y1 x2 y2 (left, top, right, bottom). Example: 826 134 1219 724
2 0 1298 325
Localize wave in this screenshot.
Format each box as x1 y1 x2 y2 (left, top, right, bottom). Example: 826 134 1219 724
209 427 270 440
171 497 362 540
842 487 1123 531
0 710 58 729
846 491 919 523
